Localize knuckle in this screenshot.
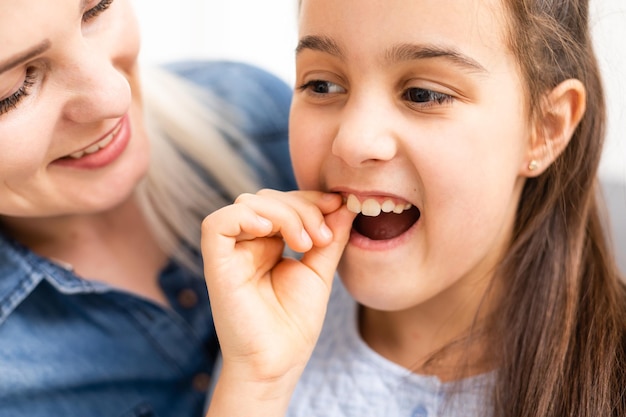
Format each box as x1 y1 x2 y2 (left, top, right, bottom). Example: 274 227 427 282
234 192 255 204
256 188 278 197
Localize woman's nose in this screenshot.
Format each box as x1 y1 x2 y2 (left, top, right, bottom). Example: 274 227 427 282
58 46 132 124
331 95 398 167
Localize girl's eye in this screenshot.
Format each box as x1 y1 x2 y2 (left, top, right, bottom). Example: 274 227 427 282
298 80 345 95
82 0 114 23
403 87 453 107
0 69 37 116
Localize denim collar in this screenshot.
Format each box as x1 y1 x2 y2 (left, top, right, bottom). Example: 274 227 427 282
0 232 109 326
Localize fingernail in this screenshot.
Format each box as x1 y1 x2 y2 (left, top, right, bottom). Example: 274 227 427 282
257 216 272 228
320 223 333 240
301 229 313 246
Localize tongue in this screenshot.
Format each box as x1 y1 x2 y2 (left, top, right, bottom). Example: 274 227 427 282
353 206 421 240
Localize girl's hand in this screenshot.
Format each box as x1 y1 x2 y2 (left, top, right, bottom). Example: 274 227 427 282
201 189 354 417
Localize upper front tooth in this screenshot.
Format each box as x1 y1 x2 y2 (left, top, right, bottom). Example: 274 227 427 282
346 194 361 214
98 133 114 148
84 144 101 155
345 194 412 217
381 200 395 213
361 199 381 216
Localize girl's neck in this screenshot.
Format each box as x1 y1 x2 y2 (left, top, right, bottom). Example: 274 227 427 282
358 277 500 381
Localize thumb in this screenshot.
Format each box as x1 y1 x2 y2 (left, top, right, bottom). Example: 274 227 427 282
300 205 355 286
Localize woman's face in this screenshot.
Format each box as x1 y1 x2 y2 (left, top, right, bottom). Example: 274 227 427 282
0 0 148 218
291 0 532 313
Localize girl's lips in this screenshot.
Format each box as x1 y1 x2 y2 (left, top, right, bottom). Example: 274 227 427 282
52 114 131 169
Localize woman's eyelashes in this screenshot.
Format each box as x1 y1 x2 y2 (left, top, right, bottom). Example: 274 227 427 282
0 0 115 116
82 0 114 23
0 68 37 116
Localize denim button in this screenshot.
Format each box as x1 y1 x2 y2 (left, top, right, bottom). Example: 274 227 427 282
411 405 428 417
192 373 211 392
177 288 198 308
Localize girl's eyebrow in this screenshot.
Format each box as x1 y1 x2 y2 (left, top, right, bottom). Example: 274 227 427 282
295 35 487 74
0 39 51 74
386 43 488 73
296 35 344 58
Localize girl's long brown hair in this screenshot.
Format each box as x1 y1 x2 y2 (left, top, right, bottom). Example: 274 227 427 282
490 0 626 415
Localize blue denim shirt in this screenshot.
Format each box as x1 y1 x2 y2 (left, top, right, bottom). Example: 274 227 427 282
0 61 296 417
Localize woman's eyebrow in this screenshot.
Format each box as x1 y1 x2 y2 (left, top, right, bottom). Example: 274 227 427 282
385 43 488 73
0 39 51 74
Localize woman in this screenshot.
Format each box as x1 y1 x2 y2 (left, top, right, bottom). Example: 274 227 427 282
0 0 295 416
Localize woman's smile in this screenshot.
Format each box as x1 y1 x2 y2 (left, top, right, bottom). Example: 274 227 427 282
52 114 131 169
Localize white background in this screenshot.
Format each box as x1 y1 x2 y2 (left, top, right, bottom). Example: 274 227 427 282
132 0 625 184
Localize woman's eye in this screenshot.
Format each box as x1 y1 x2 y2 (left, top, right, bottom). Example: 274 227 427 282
0 69 37 116
299 80 345 95
403 87 453 106
83 0 114 23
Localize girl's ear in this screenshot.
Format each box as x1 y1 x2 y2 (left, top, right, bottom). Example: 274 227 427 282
524 79 586 177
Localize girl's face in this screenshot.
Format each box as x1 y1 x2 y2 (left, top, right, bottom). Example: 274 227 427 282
0 0 147 218
291 0 532 312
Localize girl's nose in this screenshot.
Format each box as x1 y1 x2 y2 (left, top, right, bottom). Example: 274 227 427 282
59 46 132 124
331 96 398 167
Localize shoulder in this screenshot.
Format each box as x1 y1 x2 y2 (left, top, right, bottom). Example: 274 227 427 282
165 60 291 97
163 60 292 132
161 60 297 191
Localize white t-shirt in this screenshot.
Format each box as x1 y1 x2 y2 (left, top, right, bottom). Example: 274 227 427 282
287 277 493 417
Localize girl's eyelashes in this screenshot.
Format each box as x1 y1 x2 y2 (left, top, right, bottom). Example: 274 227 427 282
298 79 346 96
82 0 114 23
297 78 454 110
0 68 37 116
402 87 454 108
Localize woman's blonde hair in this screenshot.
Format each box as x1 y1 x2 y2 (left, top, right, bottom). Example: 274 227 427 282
136 66 269 274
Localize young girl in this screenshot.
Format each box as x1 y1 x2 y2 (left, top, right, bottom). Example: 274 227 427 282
202 0 626 416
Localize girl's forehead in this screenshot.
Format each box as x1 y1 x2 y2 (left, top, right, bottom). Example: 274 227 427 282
298 0 510 56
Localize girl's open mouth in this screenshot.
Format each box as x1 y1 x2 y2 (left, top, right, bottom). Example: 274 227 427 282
345 194 421 240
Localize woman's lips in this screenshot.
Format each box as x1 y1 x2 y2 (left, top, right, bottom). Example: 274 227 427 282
53 114 131 169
